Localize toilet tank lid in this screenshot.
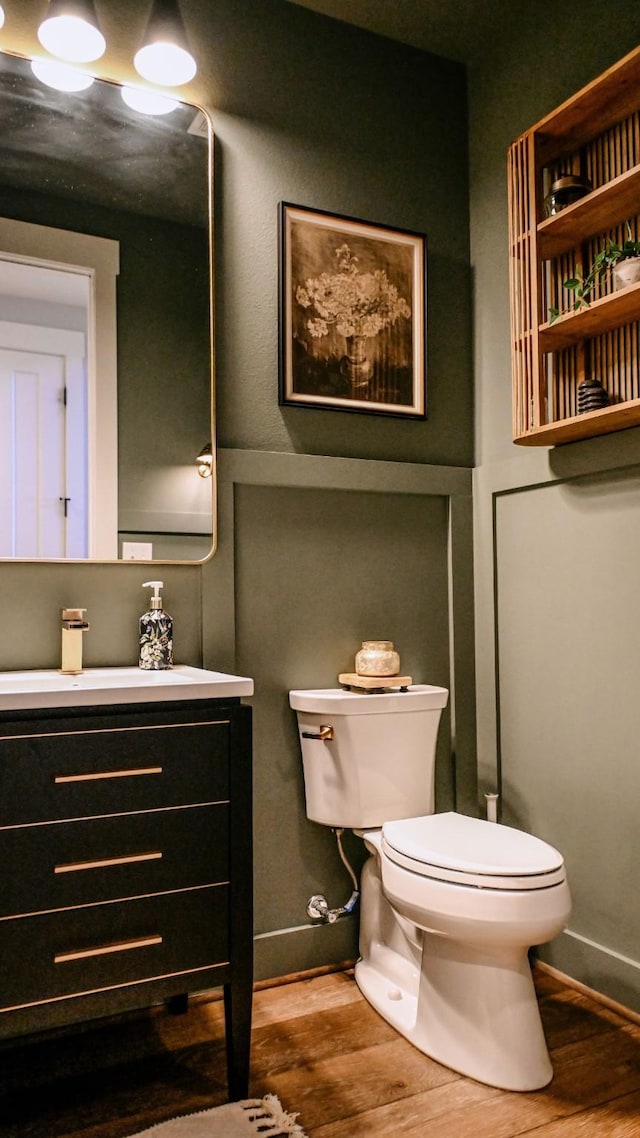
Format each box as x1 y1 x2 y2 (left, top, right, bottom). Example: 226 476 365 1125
383 812 564 876
289 685 449 714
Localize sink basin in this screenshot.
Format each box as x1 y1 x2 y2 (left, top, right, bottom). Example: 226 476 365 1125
0 665 253 711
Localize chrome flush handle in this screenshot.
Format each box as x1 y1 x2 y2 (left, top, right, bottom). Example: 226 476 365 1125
301 724 334 741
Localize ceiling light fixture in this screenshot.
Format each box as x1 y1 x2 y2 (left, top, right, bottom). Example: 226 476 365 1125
134 0 197 87
30 58 95 92
121 85 179 116
38 0 106 64
196 442 212 478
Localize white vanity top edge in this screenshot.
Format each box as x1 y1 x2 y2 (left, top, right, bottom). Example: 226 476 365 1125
0 664 254 711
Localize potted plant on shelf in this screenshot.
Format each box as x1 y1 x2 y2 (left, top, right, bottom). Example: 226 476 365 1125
609 227 640 289
549 222 640 323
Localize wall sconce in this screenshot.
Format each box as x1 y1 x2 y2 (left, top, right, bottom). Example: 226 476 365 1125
38 0 106 64
196 442 213 479
0 6 5 30
22 0 198 93
134 0 197 86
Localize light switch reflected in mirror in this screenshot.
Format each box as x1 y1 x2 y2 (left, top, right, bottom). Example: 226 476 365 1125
0 50 213 563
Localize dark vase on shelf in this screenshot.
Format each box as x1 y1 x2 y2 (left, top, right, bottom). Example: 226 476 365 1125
577 378 608 414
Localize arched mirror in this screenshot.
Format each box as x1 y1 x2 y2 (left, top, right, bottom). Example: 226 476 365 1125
0 50 213 562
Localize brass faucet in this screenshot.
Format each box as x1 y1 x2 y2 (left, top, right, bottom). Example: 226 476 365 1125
60 609 90 675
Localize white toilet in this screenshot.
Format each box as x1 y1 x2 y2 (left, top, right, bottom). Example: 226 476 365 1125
289 684 571 1092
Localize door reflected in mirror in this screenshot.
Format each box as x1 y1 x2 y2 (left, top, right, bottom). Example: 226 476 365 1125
0 51 213 562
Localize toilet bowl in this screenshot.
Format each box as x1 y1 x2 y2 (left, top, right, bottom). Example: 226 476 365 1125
289 686 572 1091
358 814 570 1090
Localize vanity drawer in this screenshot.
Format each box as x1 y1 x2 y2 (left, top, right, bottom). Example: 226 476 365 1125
0 720 230 826
0 803 229 917
0 885 229 1011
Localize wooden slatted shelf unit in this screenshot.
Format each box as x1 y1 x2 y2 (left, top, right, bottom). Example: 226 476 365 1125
508 46 640 446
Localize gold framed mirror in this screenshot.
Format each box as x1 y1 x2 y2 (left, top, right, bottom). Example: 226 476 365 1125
0 50 214 562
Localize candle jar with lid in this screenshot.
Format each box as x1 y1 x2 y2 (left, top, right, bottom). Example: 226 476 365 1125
355 640 400 677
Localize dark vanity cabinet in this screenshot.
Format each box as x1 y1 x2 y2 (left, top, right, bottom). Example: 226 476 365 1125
0 696 253 1099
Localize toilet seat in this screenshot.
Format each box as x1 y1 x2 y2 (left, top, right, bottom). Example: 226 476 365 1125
382 812 566 891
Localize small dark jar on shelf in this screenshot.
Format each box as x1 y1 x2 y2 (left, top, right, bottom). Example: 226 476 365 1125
544 174 592 217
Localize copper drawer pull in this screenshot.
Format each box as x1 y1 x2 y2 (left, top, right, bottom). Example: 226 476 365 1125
55 766 162 784
54 934 163 964
55 851 163 874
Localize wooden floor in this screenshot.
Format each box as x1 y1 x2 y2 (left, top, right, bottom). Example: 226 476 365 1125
2 966 640 1136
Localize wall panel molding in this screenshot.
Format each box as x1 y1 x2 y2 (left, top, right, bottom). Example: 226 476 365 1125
474 444 640 792
207 446 476 808
203 447 477 977
475 442 640 1016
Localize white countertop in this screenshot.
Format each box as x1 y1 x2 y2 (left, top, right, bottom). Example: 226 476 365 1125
0 665 254 711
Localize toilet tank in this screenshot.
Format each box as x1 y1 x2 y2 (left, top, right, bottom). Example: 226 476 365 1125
289 685 449 828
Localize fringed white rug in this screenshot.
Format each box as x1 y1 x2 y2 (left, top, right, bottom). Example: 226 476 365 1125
128 1094 308 1138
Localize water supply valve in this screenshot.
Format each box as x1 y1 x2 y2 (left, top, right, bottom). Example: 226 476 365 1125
305 828 361 925
306 894 336 923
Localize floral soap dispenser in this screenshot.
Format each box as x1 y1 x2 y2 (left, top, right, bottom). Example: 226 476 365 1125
139 581 173 670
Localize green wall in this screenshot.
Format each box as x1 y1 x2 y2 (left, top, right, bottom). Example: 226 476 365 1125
237 483 452 970
470 1 640 1012
209 1 473 467
201 2 474 976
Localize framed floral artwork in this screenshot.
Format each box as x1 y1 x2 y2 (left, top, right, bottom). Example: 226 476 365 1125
279 203 426 418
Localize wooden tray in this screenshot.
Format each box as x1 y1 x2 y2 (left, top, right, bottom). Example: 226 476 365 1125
338 673 413 692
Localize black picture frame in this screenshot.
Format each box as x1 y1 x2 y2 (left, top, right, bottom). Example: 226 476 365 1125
279 202 426 418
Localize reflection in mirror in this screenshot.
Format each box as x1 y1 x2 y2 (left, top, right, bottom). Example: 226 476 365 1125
0 51 213 561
